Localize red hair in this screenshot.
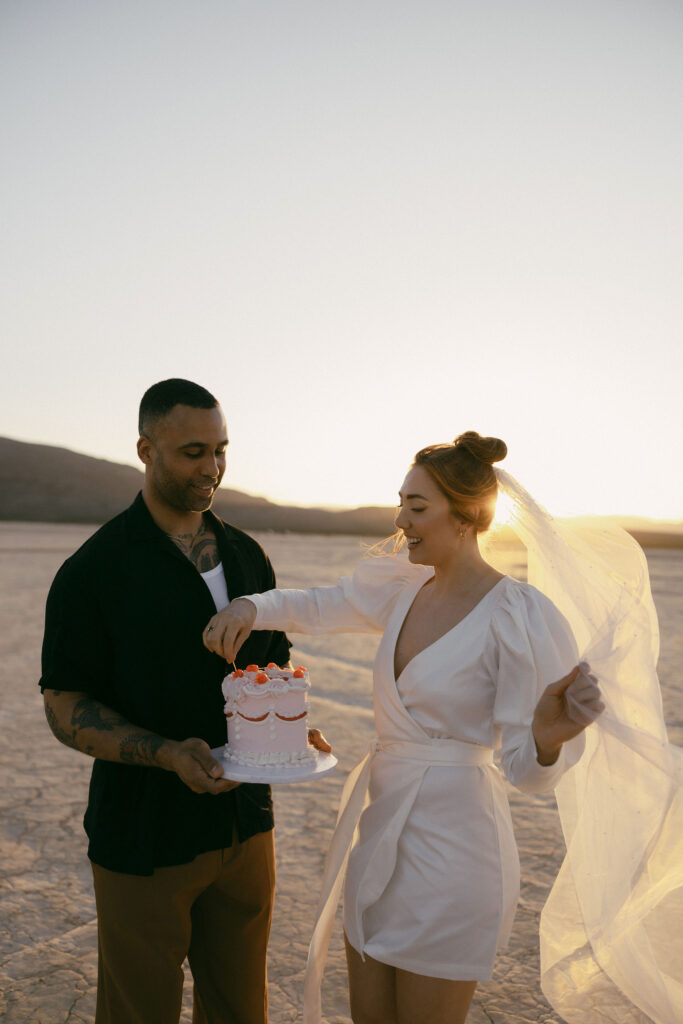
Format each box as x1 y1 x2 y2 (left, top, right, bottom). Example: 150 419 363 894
413 431 507 533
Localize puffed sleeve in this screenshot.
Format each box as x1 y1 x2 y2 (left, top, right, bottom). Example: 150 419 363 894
485 580 585 794
246 555 431 636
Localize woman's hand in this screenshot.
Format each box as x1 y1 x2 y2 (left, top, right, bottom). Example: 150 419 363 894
532 663 604 765
203 598 257 661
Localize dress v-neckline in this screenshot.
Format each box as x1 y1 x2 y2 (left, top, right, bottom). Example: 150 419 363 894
392 575 507 684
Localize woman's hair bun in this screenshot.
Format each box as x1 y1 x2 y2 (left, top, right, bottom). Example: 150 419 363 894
453 431 507 465
413 430 505 532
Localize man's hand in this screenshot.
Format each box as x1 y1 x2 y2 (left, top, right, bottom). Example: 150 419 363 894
44 690 240 794
162 737 241 794
307 728 332 754
203 598 257 662
532 663 604 765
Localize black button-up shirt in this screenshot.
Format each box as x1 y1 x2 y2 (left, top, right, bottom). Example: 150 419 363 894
40 493 291 875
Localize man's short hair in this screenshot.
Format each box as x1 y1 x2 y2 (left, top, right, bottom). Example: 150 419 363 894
138 379 219 436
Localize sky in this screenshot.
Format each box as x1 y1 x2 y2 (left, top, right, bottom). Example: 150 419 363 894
2 0 682 518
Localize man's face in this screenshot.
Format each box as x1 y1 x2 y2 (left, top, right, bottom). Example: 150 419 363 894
139 404 228 514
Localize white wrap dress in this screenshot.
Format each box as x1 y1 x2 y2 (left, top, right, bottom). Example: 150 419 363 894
246 555 584 992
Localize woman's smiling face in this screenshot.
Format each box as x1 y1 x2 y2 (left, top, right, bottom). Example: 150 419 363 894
395 464 464 564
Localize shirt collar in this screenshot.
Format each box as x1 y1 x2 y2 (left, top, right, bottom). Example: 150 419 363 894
124 492 167 543
124 492 241 560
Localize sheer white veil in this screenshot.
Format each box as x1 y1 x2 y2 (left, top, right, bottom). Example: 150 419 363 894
494 468 683 1024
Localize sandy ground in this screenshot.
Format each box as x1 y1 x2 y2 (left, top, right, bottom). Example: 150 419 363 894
1 523 681 1024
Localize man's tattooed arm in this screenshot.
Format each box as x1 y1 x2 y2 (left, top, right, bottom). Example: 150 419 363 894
43 690 172 768
42 690 240 794
119 732 167 765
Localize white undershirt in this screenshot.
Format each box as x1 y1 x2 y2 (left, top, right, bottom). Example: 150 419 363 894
200 562 229 612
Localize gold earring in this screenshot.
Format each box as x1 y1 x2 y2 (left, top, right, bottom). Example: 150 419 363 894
458 525 467 538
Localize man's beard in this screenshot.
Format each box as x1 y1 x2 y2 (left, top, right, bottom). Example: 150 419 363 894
153 462 220 514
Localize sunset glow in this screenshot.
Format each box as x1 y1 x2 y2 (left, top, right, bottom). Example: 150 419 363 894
1 2 681 521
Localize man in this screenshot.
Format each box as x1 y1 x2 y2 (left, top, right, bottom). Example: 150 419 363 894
41 378 314 1024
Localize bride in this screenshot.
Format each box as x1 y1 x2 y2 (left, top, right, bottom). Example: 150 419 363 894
205 432 679 1024
203 431 605 1024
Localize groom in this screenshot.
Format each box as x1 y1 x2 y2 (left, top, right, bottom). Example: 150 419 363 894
40 378 309 1024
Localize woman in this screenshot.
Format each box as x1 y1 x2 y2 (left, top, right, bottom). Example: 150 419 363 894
204 432 603 1024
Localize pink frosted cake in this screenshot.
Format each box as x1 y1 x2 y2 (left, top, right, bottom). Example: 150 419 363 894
221 663 317 767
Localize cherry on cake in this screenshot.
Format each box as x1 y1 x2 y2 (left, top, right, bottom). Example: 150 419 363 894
222 663 317 767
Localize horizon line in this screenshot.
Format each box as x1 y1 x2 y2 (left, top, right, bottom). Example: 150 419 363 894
1 432 681 527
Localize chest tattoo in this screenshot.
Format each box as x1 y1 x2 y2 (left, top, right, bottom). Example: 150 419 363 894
167 520 221 572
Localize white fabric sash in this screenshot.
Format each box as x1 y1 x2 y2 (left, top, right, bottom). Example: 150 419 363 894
302 737 494 1024
374 739 494 765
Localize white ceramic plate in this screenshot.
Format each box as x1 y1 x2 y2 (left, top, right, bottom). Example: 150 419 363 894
210 746 338 784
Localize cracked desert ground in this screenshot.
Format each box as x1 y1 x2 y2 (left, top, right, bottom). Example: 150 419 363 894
1 523 680 1023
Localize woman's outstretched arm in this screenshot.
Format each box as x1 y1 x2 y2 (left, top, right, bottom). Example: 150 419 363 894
202 580 384 662
203 557 426 661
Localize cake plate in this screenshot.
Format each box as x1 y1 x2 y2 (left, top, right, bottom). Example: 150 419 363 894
210 747 338 785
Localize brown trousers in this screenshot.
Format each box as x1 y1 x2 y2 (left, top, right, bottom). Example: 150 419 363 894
91 828 275 1024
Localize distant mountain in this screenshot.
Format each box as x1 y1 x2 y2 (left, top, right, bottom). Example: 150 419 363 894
0 436 396 535
1 436 681 546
